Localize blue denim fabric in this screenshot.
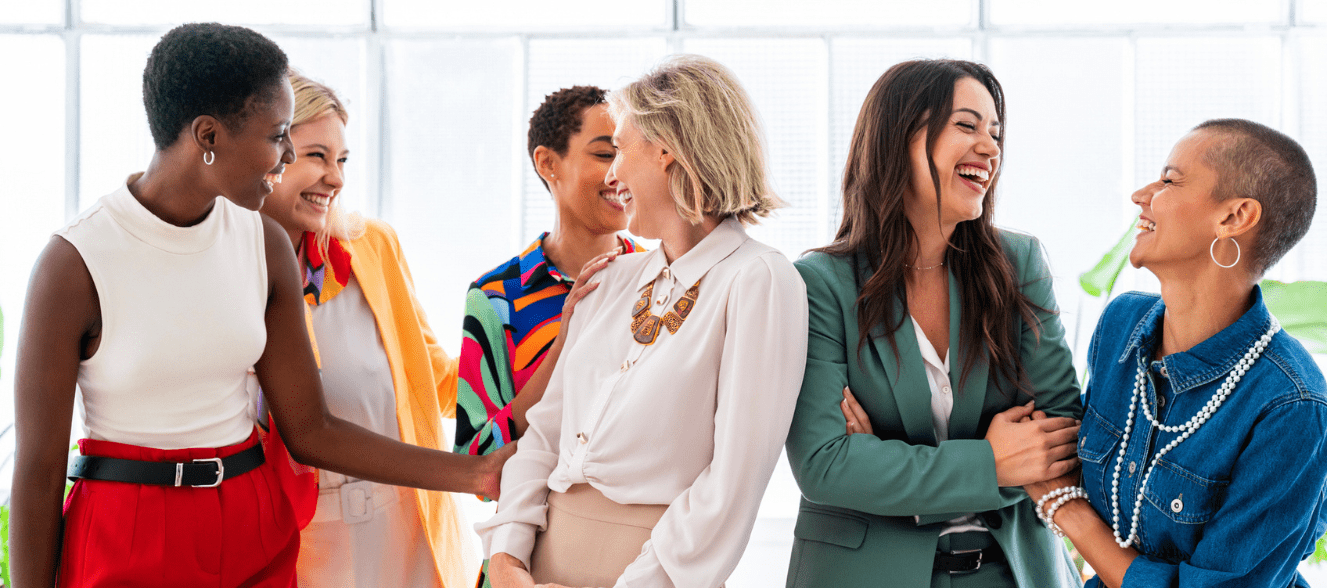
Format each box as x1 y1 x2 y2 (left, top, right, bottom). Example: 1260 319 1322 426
1080 288 1327 588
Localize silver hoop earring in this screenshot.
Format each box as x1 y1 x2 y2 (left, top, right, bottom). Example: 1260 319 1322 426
203 151 215 166
1210 236 1240 268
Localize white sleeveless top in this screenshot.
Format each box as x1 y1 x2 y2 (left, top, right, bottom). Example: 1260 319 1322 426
56 176 268 449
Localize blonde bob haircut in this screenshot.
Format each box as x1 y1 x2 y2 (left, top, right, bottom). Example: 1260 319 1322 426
608 54 783 225
287 68 365 250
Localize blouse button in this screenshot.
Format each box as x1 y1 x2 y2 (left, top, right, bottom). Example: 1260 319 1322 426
662 268 671 280
942 385 951 395
577 432 587 444
620 360 632 372
1171 495 1184 513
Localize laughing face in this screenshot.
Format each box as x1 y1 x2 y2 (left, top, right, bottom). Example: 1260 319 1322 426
606 116 675 240
1129 129 1228 271
210 81 295 211
549 104 628 234
260 111 347 240
905 77 1002 227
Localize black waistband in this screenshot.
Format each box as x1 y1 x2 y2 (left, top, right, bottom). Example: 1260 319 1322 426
68 443 264 488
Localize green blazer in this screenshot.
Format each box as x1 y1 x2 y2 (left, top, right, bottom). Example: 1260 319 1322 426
784 231 1084 588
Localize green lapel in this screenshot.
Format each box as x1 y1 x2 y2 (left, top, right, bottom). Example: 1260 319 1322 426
947 268 991 440
869 299 939 447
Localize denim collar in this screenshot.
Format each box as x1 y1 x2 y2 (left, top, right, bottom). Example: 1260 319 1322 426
1116 286 1276 394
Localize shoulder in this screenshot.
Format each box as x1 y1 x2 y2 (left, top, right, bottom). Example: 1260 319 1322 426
472 252 524 293
725 239 805 294
995 228 1051 277
342 217 399 260
1263 333 1327 404
793 250 856 296
996 227 1043 255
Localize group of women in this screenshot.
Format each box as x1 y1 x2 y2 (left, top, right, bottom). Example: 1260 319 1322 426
9 21 1326 588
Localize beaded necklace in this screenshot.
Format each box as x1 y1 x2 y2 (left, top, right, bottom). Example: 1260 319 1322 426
1109 319 1281 548
630 279 701 345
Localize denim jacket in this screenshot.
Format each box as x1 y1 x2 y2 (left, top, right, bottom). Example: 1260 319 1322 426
1080 288 1327 588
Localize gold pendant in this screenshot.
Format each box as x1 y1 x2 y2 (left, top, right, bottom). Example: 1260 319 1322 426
629 275 701 345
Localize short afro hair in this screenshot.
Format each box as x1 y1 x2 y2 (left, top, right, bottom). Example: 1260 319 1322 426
527 85 608 190
143 23 289 150
1194 119 1318 275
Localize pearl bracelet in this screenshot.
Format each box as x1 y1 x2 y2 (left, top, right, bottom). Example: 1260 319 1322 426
1035 486 1078 521
1042 486 1089 538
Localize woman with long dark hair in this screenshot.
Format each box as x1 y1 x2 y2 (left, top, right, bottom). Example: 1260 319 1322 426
785 59 1083 587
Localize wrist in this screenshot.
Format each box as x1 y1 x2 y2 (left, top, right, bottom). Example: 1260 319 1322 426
1039 486 1089 538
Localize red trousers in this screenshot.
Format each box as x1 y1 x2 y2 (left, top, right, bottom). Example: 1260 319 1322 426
58 430 300 588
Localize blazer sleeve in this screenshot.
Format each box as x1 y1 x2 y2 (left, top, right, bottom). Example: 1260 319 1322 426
786 257 1007 517
386 223 460 418
1014 234 1082 421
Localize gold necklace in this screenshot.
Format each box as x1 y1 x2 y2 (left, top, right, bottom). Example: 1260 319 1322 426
630 279 701 345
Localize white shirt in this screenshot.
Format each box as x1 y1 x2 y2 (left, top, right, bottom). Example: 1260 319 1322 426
911 317 986 536
58 177 266 449
477 217 809 588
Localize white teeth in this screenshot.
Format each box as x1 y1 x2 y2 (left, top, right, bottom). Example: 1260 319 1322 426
266 173 283 184
617 191 633 204
956 165 990 182
301 193 330 206
1137 220 1157 231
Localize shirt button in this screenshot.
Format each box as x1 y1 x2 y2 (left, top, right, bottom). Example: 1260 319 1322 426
662 268 671 280
1160 365 1170 378
1129 461 1137 475
577 432 587 444
942 386 951 395
1171 495 1184 513
1157 395 1166 408
620 360 632 372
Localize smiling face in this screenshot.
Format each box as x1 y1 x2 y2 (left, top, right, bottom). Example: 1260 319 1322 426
606 116 675 239
260 111 347 240
1129 129 1229 271
210 81 296 211
905 77 1002 228
548 105 627 234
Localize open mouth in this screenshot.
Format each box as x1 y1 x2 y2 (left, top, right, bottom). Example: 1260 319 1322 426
600 189 624 210
1137 219 1156 232
263 172 283 192
956 164 991 192
616 191 634 206
302 192 331 208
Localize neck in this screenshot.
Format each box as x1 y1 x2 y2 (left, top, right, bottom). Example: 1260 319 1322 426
543 216 621 280
128 151 220 227
660 215 722 264
1154 264 1257 358
903 204 957 270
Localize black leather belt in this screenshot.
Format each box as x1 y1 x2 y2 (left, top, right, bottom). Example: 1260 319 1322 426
934 542 1006 574
68 443 264 488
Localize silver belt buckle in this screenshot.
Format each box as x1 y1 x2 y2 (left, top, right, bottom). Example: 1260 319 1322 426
339 480 375 524
947 548 983 575
192 457 225 488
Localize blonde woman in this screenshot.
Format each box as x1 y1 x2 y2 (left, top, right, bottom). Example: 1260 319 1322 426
478 54 810 588
259 70 477 588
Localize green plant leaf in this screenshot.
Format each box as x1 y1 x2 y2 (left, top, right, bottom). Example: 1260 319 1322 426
1 504 9 588
1261 279 1327 354
1080 217 1139 298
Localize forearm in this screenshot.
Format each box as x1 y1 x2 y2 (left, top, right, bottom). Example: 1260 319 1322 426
1055 500 1137 588
11 466 69 588
288 413 491 496
510 341 562 436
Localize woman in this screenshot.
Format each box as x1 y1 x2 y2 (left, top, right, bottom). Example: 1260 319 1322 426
479 54 809 588
455 85 642 460
785 59 1083 587
258 70 476 588
11 24 506 588
1025 119 1326 587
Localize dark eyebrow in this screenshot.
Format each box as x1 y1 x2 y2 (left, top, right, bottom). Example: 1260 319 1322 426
954 108 984 121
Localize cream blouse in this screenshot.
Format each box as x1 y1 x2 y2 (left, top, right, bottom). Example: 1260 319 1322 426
477 217 809 587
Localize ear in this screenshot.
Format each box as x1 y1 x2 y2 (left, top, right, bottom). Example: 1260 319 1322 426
1218 197 1262 240
533 145 558 184
658 147 675 170
190 115 221 153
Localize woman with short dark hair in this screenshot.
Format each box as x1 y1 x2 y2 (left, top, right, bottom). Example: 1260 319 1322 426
11 23 507 588
1026 119 1327 588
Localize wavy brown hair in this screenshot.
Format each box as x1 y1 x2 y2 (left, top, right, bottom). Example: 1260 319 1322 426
821 59 1040 394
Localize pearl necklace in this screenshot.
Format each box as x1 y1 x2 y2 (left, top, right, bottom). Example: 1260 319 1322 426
1109 319 1280 548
